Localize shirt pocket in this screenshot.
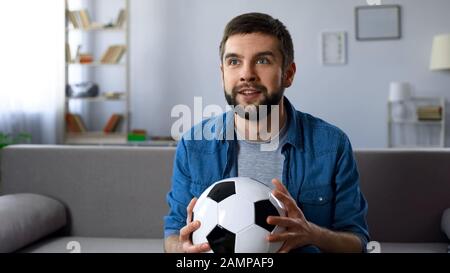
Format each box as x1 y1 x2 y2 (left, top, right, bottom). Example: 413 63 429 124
298 185 334 227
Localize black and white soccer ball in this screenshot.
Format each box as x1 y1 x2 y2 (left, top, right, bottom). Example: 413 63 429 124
192 177 286 253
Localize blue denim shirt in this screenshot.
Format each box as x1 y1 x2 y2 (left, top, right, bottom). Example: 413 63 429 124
164 97 369 252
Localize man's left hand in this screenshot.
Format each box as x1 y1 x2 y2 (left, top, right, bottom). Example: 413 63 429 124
266 178 321 253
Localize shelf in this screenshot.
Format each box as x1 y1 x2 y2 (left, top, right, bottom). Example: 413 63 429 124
389 120 443 125
65 132 127 145
66 96 127 102
387 96 446 148
408 97 443 102
65 0 130 145
67 62 126 67
127 140 178 147
66 27 126 32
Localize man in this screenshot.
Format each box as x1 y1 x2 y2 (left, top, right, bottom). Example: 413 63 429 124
164 12 369 253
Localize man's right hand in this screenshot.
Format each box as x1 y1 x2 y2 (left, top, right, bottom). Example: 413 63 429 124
164 197 211 253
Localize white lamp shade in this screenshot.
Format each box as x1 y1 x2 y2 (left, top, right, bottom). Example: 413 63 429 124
430 34 450 70
389 82 411 102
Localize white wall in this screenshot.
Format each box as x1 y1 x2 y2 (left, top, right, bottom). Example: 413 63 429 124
125 0 450 148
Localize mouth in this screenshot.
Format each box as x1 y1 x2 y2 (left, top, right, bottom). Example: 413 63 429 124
238 89 261 94
237 89 262 101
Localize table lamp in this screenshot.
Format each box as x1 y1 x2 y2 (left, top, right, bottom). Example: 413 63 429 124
389 82 411 122
430 34 450 71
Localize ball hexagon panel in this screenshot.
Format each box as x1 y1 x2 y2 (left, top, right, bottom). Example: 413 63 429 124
218 194 254 233
234 224 270 253
234 177 271 203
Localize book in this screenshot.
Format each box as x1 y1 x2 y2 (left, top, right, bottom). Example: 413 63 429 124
115 9 126 28
103 114 123 133
417 106 442 120
73 11 84 29
65 113 80 133
78 9 91 29
66 43 72 63
132 129 147 135
110 45 126 63
103 92 125 99
74 45 82 63
100 45 126 63
73 114 87 132
65 113 87 133
67 11 80 29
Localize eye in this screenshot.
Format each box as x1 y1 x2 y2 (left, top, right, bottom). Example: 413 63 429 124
256 57 270 64
227 58 240 66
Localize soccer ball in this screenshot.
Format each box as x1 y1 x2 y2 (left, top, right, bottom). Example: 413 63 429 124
192 177 286 253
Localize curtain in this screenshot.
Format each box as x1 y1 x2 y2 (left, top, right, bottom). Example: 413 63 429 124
0 0 65 144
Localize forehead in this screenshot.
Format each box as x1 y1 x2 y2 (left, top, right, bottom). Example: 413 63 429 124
224 33 281 57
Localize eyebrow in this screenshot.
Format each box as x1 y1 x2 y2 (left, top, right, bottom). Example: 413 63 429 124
224 53 243 60
254 51 275 58
224 51 275 60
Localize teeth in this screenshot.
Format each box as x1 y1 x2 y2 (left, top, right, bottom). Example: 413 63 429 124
241 91 258 95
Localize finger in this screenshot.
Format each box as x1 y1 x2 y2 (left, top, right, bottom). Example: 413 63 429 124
267 215 298 227
272 189 303 218
186 197 197 224
183 242 211 253
272 179 289 195
277 243 292 253
267 231 296 243
179 220 200 242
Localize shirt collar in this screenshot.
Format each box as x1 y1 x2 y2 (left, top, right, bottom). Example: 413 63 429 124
283 97 304 151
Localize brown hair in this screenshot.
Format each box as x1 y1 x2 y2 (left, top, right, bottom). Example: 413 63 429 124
219 12 294 70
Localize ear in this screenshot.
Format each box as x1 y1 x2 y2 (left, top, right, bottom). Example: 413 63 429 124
282 62 296 88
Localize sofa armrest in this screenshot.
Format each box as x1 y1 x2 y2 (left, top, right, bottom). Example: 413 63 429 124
0 193 67 252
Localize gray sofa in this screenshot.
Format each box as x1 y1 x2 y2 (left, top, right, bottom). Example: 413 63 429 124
0 145 449 253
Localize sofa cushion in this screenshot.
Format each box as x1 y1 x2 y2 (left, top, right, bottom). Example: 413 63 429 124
0 193 67 253
19 236 164 253
1 145 175 238
355 150 450 242
441 208 450 240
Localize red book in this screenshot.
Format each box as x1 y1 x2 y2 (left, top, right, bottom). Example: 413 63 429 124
65 113 81 133
103 114 122 133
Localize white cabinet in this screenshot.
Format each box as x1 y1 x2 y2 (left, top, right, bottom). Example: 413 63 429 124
64 0 130 144
388 97 446 148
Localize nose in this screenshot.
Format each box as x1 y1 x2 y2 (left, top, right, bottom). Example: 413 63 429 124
240 63 256 82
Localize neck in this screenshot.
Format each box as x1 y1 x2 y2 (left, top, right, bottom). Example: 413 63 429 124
234 98 286 142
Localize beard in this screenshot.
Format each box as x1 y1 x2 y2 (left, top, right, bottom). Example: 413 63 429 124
224 83 284 121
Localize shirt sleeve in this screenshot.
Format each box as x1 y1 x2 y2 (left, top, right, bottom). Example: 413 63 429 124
163 137 194 238
332 134 370 252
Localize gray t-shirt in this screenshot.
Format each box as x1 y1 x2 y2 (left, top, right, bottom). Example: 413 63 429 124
236 124 288 188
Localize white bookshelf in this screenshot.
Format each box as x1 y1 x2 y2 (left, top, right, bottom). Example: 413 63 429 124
388 97 446 148
64 0 130 144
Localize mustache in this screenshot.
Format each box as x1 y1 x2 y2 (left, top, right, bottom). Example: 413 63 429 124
232 84 267 94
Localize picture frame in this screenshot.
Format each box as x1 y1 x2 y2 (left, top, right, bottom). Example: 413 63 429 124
355 5 401 41
321 31 347 65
